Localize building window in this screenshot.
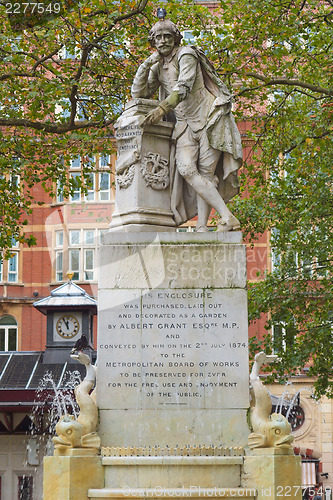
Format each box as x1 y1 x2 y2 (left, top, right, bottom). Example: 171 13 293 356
84 249 94 280
272 320 295 354
177 227 194 232
69 171 81 202
0 315 17 351
54 228 109 282
55 231 63 281
99 229 108 245
8 250 18 282
18 475 33 500
65 154 112 203
70 156 80 170
10 173 20 188
99 172 111 201
100 154 110 168
67 229 97 282
0 239 20 283
84 173 95 201
56 179 64 203
182 30 196 45
58 44 79 60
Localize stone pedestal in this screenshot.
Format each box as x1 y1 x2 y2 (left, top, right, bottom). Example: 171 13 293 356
43 450 104 499
45 232 302 499
242 448 302 499
110 99 175 232
89 456 258 499
97 232 249 447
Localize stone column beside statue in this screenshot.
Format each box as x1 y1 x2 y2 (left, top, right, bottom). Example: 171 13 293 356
110 98 175 232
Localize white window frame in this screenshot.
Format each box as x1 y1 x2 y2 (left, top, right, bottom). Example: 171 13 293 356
99 154 110 168
272 322 287 353
8 239 19 283
58 44 80 60
69 172 81 202
84 173 95 202
182 30 196 45
0 240 20 284
272 320 295 354
67 229 97 282
66 154 112 203
98 171 111 201
70 156 81 170
56 179 64 203
177 227 194 232
69 248 80 281
315 257 328 277
69 229 80 246
84 249 94 280
8 251 19 283
55 251 63 282
55 230 64 282
0 316 18 351
10 173 20 187
99 229 108 245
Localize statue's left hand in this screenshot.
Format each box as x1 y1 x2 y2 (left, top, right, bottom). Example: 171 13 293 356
142 106 165 127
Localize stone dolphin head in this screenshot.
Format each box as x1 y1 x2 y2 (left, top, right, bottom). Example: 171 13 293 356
248 412 294 449
53 414 83 448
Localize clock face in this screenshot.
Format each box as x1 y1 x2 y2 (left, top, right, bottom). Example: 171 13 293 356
56 315 80 339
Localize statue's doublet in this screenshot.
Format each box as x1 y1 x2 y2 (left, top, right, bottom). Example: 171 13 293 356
149 46 215 135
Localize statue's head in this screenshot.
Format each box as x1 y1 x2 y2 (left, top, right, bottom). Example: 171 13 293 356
148 20 183 48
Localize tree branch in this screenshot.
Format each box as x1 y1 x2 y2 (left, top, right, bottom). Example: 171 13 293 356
0 44 65 82
0 118 112 133
0 72 33 81
284 129 333 154
235 71 333 96
31 45 63 72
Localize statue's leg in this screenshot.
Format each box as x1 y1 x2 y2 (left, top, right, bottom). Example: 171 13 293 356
196 196 211 231
196 132 221 231
176 129 239 231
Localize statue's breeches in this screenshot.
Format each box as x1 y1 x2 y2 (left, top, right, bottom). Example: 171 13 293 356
175 127 220 180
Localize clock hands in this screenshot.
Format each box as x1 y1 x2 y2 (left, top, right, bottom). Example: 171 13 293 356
56 315 80 338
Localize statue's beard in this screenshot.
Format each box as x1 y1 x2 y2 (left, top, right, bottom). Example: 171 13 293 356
157 45 174 56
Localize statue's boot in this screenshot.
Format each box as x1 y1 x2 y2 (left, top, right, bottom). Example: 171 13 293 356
217 215 241 232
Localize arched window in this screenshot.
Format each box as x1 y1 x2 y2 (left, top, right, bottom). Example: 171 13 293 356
0 315 17 351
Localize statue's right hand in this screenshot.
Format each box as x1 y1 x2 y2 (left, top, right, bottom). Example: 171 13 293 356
145 52 161 66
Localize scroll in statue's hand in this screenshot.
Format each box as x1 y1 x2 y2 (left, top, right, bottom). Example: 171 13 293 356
141 106 165 127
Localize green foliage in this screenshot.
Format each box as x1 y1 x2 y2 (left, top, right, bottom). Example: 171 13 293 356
220 0 333 396
1 0 333 394
0 0 219 252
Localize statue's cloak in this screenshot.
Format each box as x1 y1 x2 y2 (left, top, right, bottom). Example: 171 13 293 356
170 47 243 225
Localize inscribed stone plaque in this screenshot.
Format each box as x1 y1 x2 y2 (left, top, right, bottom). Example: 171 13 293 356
98 288 248 410
97 234 250 447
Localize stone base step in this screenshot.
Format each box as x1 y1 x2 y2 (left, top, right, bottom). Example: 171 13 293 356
88 487 257 499
101 456 244 489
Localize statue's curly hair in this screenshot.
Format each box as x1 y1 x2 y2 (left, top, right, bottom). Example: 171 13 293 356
148 20 183 47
